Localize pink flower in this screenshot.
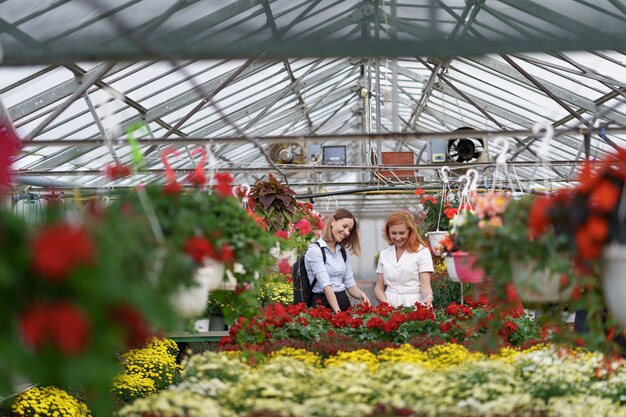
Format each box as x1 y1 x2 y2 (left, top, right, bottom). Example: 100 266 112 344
275 230 289 239
295 219 312 236
277 258 291 275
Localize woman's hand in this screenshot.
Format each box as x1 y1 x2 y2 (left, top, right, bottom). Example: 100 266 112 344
423 294 433 308
359 292 370 305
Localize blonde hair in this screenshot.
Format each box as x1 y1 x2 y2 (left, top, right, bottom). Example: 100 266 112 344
384 211 427 252
321 208 361 256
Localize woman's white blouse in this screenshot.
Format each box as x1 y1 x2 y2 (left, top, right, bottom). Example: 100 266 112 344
376 245 434 307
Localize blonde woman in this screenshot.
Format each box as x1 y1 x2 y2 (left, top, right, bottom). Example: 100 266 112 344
375 211 434 308
304 208 370 313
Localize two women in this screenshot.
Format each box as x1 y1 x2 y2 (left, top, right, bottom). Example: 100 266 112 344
375 211 434 308
304 208 370 313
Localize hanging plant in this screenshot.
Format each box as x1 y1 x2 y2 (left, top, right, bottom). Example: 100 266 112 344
249 173 298 232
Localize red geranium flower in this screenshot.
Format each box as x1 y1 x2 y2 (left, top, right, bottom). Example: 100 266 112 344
20 301 91 356
184 236 217 263
109 304 151 349
31 223 95 282
49 302 91 355
105 163 132 180
276 258 291 275
220 244 235 264
295 218 312 236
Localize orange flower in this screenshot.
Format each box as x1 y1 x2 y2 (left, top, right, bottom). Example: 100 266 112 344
575 228 602 261
589 179 621 212
414 188 425 196
527 195 553 238
585 215 609 243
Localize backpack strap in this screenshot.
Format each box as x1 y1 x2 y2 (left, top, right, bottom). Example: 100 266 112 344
314 241 347 263
310 242 348 292
313 241 326 264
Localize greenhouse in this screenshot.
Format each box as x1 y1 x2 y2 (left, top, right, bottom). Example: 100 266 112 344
2 1 626 416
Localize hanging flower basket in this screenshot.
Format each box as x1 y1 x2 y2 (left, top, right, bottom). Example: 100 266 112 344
444 255 460 282
451 251 484 283
602 244 626 326
511 260 572 303
426 230 450 256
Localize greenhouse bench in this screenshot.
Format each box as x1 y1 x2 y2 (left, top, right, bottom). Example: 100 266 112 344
166 331 229 343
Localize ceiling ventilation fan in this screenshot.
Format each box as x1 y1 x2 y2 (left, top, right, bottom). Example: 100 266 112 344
447 127 489 163
267 143 306 164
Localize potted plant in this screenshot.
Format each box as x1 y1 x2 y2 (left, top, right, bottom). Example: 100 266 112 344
406 188 458 256
440 210 486 284
457 193 575 303
529 148 626 326
249 173 299 233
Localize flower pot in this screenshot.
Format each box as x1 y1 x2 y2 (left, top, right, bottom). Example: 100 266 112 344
444 255 460 282
511 260 572 303
208 316 228 331
171 260 225 318
426 231 449 256
451 252 484 283
602 244 626 326
193 318 210 332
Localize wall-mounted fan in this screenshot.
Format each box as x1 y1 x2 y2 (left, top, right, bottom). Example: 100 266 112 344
447 127 489 163
268 143 306 164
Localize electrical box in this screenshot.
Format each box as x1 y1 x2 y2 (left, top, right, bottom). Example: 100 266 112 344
379 151 415 181
427 139 447 163
322 145 346 166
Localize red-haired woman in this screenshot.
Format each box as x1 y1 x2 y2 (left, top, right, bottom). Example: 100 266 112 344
374 211 434 308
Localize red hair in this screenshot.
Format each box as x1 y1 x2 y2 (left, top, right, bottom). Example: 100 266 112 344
383 211 427 252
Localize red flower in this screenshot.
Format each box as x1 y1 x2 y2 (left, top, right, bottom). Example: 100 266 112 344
105 163 132 180
439 321 452 333
585 215 609 243
109 304 151 349
163 181 183 194
48 302 91 355
277 258 291 275
528 196 553 238
19 304 50 350
185 171 207 187
575 228 602 261
214 172 234 197
414 188 425 196
220 244 235 264
295 219 312 236
589 179 621 212
31 224 95 282
275 230 289 239
443 207 458 219
184 236 217 263
20 301 91 356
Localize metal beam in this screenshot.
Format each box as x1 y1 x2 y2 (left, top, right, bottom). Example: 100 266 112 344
463 55 626 125
403 0 482 133
19 125 626 148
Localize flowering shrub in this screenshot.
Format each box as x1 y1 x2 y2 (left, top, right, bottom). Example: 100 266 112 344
113 337 182 404
455 193 577 304
278 201 324 255
120 344 626 417
0 204 175 411
530 149 626 265
7 386 91 417
257 272 294 306
219 299 545 353
107 183 278 322
407 188 458 234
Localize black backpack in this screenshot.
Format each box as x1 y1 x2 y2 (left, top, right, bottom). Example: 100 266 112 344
292 242 347 307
